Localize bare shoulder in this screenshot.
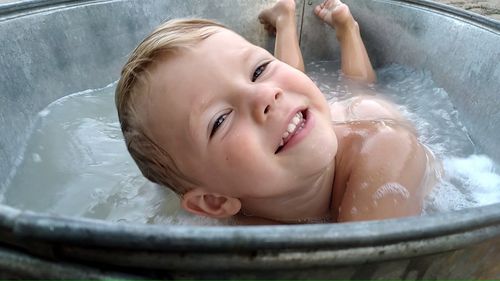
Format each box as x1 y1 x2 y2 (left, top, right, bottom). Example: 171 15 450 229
334 121 427 222
330 95 405 123
357 122 423 166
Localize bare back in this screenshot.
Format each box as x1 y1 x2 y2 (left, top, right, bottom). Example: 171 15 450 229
329 95 434 221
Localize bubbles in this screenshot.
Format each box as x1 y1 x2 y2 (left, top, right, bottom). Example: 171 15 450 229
38 109 51 117
374 64 475 159
372 182 410 201
424 180 475 213
31 153 42 163
441 155 500 206
308 61 500 214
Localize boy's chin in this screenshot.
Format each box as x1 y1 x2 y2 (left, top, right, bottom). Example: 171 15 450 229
291 146 336 173
307 137 338 167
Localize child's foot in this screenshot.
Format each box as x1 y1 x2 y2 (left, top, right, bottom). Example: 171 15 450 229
314 0 357 38
258 0 296 35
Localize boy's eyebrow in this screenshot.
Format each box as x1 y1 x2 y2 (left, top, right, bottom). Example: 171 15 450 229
197 93 218 118
230 45 254 67
241 46 253 63
192 46 254 111
189 95 215 140
188 45 257 141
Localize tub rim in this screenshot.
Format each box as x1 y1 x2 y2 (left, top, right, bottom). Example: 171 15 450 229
1 203 499 252
0 0 108 19
1 0 499 30
391 0 500 31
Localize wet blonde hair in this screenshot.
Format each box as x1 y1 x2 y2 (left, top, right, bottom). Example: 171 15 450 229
115 19 225 194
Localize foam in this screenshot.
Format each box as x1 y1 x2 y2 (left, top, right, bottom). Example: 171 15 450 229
372 182 410 201
442 154 500 206
310 61 500 214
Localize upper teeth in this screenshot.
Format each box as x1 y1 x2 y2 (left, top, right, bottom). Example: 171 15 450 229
279 111 304 147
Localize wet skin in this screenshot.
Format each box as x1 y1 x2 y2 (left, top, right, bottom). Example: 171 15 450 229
137 28 428 223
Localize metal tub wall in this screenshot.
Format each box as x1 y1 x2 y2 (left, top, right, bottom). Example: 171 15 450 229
0 0 499 279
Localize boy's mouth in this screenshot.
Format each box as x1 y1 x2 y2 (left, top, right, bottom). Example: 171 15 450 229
275 109 308 154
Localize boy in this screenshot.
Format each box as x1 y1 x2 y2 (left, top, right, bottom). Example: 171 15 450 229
115 0 436 224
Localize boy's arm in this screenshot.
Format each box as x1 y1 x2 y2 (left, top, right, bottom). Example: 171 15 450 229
273 16 305 72
314 1 376 83
259 0 305 72
336 127 427 222
337 22 376 83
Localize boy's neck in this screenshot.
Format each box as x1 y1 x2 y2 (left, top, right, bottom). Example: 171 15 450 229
238 162 336 224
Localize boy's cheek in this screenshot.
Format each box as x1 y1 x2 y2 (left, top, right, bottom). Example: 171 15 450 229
223 135 258 165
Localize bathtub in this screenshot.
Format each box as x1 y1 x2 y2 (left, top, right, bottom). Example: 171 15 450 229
0 0 499 278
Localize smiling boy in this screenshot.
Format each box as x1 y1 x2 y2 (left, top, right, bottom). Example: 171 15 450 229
116 0 436 224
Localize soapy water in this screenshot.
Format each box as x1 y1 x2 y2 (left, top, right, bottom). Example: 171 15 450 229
0 84 221 225
372 182 410 201
310 61 500 213
1 61 499 224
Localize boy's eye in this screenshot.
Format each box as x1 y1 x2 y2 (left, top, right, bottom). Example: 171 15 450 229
210 112 230 138
252 61 270 82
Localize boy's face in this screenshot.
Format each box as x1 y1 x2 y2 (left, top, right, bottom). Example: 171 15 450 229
141 28 337 202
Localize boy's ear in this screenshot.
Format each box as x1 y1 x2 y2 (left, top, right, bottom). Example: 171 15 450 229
181 188 241 218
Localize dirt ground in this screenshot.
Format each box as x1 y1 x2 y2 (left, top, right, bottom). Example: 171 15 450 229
435 0 500 20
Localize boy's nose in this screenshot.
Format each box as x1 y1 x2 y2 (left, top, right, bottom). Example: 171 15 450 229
251 85 282 123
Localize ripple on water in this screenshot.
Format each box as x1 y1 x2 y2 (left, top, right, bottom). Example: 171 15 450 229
1 62 499 224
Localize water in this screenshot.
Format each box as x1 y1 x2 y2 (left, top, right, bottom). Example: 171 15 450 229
309 61 500 213
1 61 499 224
0 83 223 225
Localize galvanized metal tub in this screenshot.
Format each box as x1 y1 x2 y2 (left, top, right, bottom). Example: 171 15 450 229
0 0 499 278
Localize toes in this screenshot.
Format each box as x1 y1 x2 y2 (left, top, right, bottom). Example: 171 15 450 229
314 5 323 16
258 11 267 23
314 6 328 21
321 0 332 9
260 22 276 35
266 25 277 35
